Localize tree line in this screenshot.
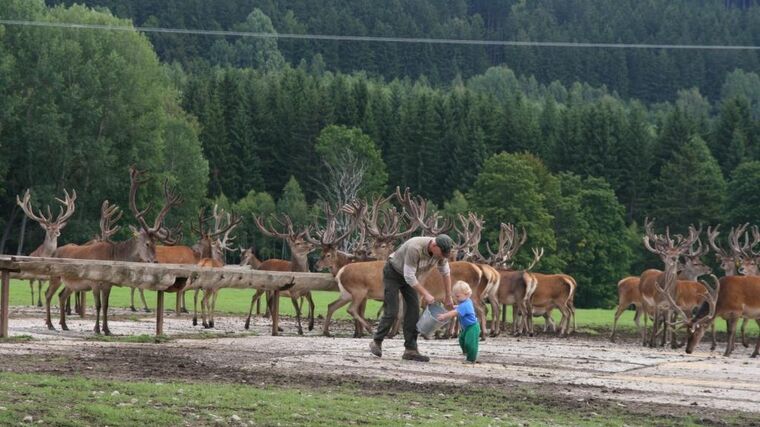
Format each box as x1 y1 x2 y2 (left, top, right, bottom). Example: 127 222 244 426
48 0 760 102
3 1 760 307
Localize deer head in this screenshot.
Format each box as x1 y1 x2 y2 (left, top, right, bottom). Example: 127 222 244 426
707 225 739 276
254 213 315 269
127 166 183 263
17 188 77 256
678 225 711 280
307 203 357 273
208 206 242 262
730 223 759 276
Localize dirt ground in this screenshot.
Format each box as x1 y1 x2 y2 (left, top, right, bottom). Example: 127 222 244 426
2 306 760 424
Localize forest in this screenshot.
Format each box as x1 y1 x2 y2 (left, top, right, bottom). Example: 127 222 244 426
2 0 760 307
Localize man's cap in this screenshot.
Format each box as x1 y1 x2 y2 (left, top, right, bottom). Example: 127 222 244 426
435 234 454 255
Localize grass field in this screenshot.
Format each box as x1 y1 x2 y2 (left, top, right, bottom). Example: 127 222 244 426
7 279 759 334
0 372 722 426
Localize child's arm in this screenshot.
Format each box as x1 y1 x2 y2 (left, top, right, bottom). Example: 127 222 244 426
436 309 458 321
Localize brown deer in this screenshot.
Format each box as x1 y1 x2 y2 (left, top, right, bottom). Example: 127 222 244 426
243 214 315 335
16 189 77 307
129 207 217 314
610 276 647 342
193 207 242 328
481 223 541 337
639 219 699 348
662 273 760 357
44 166 181 335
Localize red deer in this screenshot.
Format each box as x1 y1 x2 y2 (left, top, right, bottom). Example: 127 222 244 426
44 167 181 335
480 224 541 337
193 208 242 328
243 214 315 335
659 271 760 357
639 219 699 348
128 207 217 314
610 277 647 342
16 189 77 307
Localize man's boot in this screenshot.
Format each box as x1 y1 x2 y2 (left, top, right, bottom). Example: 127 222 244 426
401 348 430 362
369 339 382 357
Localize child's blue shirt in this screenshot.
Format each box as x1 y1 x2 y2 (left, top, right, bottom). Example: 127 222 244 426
456 298 477 327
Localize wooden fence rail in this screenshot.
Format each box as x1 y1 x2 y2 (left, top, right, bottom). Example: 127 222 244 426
0 255 337 338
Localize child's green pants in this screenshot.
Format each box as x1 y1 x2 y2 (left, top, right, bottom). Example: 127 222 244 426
459 322 480 362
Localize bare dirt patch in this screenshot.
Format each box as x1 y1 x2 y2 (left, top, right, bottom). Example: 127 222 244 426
2 308 760 425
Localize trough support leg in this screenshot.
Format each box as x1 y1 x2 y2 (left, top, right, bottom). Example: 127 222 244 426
156 291 165 337
271 290 280 336
1 270 9 338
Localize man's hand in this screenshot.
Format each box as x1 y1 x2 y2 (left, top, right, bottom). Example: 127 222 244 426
423 292 435 305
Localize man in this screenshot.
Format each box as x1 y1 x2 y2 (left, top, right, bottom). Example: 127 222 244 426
369 234 454 362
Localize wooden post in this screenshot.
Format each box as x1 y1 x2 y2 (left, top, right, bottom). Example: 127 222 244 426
1 270 9 338
271 290 280 336
156 290 164 337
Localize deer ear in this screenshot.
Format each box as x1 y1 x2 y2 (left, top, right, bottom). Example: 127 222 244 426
129 225 140 236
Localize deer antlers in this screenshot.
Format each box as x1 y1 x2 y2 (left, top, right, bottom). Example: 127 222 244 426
16 188 77 229
97 200 123 242
128 166 183 240
254 213 308 241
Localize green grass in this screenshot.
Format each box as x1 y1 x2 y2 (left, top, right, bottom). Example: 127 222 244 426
8 279 760 335
0 372 727 426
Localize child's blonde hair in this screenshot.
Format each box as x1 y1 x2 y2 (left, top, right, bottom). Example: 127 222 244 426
452 280 472 296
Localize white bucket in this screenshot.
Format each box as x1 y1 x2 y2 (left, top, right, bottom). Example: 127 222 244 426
416 302 449 338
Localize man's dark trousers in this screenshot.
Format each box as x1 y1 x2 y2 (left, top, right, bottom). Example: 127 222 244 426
373 261 420 350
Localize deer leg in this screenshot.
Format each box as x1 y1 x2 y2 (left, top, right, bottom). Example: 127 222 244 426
475 303 487 341
306 292 315 332
347 295 373 334
210 290 219 328
130 288 138 312
201 290 210 329
725 317 739 357
291 295 304 335
611 303 627 342
181 290 188 313
710 321 717 351
45 278 61 330
93 286 102 335
546 312 557 333
741 318 749 348
58 287 72 331
139 289 151 313
102 287 112 336
354 298 367 338
38 280 45 307
490 300 501 337
245 289 265 330
526 302 535 337
30 280 34 306
648 308 659 348
752 320 760 358
323 296 351 337
192 289 200 326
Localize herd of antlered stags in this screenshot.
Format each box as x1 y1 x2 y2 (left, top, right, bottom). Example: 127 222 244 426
16 170 760 357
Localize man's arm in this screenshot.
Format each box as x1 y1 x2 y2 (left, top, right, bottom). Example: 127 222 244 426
404 264 435 304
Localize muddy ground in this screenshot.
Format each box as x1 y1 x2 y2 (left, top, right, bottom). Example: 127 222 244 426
2 306 760 425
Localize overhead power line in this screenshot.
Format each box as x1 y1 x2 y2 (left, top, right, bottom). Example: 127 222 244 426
1 19 760 51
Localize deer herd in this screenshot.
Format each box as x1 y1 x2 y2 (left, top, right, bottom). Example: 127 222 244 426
12 170 760 358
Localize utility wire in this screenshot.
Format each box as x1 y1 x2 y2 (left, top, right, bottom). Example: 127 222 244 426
1 19 760 51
